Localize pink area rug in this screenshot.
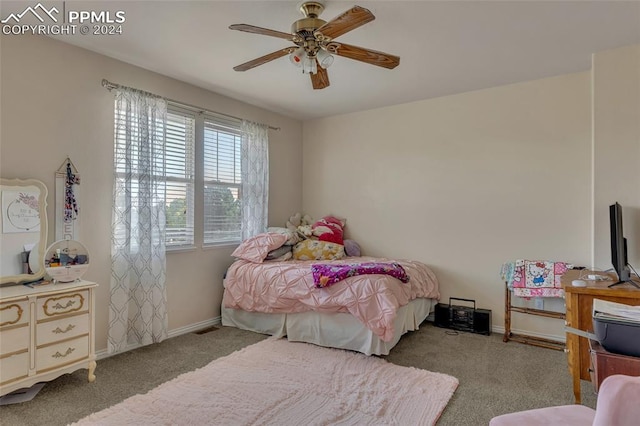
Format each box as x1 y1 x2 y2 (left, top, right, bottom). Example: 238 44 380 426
73 338 458 425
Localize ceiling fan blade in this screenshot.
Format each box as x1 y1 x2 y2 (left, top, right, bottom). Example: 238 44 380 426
310 65 330 90
331 42 400 69
233 48 293 72
316 6 375 40
229 24 293 41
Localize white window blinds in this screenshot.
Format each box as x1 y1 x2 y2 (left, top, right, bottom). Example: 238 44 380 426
203 116 242 245
165 109 195 248
114 95 262 250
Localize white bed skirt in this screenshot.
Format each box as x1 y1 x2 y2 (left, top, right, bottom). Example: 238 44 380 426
221 298 436 356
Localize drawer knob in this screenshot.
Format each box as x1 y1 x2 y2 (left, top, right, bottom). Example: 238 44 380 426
52 324 76 334
52 347 75 358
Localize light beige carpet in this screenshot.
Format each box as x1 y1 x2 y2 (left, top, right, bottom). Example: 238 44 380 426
72 337 458 425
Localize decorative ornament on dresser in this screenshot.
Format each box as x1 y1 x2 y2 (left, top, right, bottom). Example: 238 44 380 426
44 239 90 283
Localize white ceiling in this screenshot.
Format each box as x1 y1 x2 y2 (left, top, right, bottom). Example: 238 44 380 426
3 1 640 120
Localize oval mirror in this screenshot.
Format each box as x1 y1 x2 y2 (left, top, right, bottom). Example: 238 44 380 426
0 178 48 285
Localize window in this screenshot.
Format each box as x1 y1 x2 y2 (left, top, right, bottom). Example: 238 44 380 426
203 118 242 244
164 107 243 249
165 109 195 248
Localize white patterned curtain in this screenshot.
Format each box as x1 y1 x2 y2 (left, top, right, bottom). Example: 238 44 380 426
240 120 269 239
108 88 168 354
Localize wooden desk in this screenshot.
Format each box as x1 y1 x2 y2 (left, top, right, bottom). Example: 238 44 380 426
563 270 640 403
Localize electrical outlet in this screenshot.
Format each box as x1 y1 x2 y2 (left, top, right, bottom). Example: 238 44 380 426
534 298 544 310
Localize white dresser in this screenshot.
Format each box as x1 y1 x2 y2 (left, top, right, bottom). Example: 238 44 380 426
0 280 97 396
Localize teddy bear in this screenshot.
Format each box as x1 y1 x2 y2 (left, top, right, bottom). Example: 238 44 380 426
286 212 314 240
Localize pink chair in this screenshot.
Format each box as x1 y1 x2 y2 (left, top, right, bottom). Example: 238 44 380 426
489 374 640 426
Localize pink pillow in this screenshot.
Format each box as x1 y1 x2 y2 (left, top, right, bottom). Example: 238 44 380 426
231 233 288 263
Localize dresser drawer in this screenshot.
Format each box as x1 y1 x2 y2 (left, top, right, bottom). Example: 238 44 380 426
0 299 28 327
0 324 29 356
36 335 89 372
0 351 29 385
37 313 89 346
37 290 88 319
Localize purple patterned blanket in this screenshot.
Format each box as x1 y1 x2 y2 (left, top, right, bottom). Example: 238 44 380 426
311 262 410 288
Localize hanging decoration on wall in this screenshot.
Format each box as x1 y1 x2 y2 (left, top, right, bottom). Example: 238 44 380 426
64 160 80 222
55 158 81 241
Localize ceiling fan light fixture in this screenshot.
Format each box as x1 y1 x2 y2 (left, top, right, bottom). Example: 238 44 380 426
289 47 305 67
302 55 317 74
316 48 334 69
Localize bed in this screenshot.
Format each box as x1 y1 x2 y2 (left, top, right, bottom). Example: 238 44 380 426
221 253 440 356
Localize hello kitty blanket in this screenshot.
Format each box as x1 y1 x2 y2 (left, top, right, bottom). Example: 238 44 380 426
501 259 571 297
223 256 440 342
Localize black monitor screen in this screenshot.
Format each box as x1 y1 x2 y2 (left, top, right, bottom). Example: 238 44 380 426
610 202 630 282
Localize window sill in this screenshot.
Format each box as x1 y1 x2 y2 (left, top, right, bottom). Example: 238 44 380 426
166 245 197 254
202 242 240 250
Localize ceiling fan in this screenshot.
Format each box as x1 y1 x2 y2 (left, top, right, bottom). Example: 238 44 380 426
229 1 400 90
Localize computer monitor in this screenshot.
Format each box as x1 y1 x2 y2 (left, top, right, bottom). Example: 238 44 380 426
609 202 639 288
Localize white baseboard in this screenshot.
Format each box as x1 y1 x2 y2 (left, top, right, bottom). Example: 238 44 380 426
96 316 564 360
491 325 565 343
96 316 222 360
424 317 565 343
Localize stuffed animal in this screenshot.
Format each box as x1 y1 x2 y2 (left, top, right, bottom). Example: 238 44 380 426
312 215 346 245
285 212 302 231
285 213 314 240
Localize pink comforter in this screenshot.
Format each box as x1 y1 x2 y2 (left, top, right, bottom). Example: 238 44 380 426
222 256 440 342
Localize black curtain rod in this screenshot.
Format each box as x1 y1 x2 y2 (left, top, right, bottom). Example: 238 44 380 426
101 79 280 131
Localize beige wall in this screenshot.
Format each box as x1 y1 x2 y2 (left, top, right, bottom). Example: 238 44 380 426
303 72 593 339
0 35 303 352
593 44 640 272
2 32 636 349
